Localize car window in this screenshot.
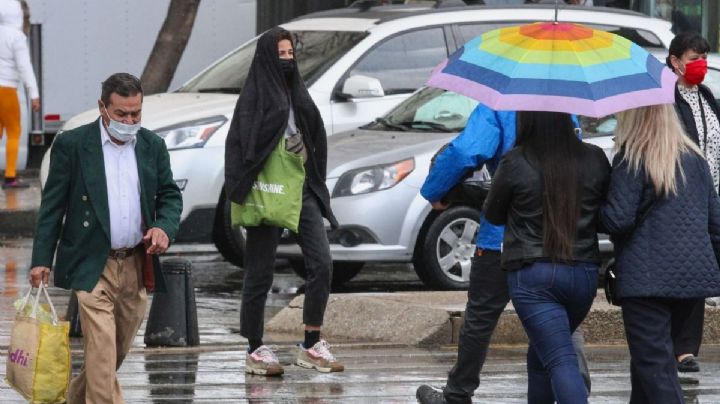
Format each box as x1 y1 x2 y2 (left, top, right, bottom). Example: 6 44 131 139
177 31 367 94
457 23 663 49
457 23 518 43
413 92 479 128
365 87 478 132
348 28 448 95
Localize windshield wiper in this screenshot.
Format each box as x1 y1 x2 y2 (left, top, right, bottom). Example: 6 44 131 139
195 87 241 94
395 120 455 132
371 117 409 132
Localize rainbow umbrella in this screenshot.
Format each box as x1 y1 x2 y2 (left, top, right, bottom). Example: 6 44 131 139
427 22 676 118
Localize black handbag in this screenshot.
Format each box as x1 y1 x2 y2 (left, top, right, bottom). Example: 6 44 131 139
603 258 619 306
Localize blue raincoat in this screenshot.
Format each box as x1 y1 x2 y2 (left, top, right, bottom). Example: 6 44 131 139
420 104 579 251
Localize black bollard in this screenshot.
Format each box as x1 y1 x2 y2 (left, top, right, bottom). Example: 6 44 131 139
65 292 83 337
144 258 200 347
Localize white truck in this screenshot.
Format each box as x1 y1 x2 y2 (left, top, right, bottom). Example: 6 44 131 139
6 0 256 172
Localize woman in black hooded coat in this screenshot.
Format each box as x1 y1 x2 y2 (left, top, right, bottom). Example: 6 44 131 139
224 27 343 376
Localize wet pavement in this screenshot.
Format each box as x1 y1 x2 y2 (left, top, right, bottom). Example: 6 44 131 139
2 240 720 402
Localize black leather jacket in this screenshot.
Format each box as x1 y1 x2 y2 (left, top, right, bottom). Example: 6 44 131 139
483 143 611 270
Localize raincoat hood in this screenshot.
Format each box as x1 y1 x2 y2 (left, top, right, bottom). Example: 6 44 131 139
0 0 23 31
224 27 337 226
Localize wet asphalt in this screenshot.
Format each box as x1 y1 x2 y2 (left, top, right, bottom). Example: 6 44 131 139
2 239 720 403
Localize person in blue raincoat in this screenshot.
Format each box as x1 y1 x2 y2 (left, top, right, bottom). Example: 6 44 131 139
415 103 590 404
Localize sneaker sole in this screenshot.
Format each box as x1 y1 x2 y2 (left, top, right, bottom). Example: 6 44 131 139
245 367 284 376
295 358 336 373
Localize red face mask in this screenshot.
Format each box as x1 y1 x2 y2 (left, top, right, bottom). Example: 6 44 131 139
683 59 708 85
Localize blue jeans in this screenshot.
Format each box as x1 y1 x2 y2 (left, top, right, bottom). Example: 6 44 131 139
508 262 598 404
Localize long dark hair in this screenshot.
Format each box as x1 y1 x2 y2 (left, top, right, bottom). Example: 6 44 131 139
516 111 583 261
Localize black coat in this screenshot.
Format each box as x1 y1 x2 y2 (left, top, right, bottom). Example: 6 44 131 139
483 143 610 269
599 150 720 299
224 27 337 228
675 83 720 147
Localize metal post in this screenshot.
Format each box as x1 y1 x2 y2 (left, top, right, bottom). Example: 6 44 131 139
28 23 43 143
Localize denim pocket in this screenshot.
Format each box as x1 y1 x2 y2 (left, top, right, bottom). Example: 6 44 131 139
516 263 556 292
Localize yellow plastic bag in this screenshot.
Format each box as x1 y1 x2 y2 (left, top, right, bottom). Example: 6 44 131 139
5 283 71 403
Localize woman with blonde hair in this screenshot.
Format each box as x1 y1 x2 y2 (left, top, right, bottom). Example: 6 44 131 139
600 104 720 403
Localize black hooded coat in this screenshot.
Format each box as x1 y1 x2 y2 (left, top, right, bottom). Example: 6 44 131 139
224 27 338 228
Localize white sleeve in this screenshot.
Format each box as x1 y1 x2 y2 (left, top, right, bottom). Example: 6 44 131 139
12 35 39 99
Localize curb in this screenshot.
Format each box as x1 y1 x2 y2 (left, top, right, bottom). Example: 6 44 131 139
267 292 466 346
267 292 720 346
0 209 37 238
0 173 41 238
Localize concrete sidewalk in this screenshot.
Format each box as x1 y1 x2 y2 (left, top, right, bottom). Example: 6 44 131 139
267 291 720 346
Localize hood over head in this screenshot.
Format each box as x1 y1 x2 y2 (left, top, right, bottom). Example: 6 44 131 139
0 0 23 31
224 26 326 203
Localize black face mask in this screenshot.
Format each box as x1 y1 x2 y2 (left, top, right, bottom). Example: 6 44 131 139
280 59 295 81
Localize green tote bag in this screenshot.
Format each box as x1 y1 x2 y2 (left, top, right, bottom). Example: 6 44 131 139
231 137 305 232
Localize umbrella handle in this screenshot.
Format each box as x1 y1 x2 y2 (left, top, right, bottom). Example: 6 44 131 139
554 0 559 23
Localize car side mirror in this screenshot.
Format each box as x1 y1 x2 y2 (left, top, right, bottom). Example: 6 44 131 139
339 75 385 99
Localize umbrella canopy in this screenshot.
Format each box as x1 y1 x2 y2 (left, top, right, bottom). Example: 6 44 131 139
427 22 676 118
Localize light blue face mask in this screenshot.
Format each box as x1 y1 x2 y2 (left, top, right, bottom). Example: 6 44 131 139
103 107 140 142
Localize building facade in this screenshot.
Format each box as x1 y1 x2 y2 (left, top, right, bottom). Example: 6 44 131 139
563 0 718 50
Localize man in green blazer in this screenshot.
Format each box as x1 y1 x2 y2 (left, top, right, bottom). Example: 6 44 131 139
29 73 182 404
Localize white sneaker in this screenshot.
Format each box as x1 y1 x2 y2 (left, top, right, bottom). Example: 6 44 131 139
295 340 344 373
245 345 284 376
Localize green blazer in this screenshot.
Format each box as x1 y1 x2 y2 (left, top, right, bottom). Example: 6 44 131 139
31 119 183 292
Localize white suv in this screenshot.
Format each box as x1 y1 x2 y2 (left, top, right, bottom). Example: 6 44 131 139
43 4 676 270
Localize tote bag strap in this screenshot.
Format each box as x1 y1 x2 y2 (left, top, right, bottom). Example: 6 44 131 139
29 283 59 325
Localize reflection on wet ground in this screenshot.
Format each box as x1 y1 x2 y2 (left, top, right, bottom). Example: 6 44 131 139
5 345 720 402
2 241 720 402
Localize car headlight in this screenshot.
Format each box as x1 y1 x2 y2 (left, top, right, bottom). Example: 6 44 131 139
155 116 227 151
332 158 414 198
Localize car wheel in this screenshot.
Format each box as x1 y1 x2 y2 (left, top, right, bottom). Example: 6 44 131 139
413 206 480 290
290 259 365 287
212 191 246 267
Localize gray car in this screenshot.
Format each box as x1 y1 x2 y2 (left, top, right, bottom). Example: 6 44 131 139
276 87 613 289
277 52 720 290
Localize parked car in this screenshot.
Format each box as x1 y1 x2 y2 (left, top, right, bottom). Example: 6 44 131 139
275 87 611 288
43 3 680 274
286 52 720 289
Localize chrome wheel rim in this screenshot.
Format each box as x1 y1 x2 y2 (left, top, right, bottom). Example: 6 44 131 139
435 217 479 283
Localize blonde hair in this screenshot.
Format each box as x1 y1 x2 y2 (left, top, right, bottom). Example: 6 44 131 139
614 103 702 197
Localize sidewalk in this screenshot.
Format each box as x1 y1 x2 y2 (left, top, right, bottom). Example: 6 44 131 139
268 290 720 346
3 242 720 401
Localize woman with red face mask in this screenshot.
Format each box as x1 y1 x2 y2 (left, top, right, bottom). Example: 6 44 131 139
666 31 720 375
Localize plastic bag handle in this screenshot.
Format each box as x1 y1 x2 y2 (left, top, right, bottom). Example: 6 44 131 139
30 282 59 325
17 287 33 312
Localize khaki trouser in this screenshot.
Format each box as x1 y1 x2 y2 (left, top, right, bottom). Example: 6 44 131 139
67 251 147 404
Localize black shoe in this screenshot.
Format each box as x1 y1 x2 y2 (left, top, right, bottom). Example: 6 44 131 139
416 385 447 404
678 356 700 373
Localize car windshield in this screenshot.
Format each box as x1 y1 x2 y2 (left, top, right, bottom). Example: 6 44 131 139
177 30 368 94
364 87 479 132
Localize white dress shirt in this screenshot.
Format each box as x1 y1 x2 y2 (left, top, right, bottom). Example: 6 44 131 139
99 118 143 249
